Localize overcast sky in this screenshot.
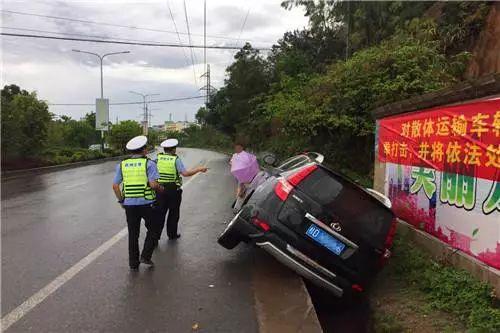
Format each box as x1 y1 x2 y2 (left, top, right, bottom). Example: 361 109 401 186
1 0 308 125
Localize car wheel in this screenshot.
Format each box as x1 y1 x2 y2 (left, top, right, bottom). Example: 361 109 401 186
217 212 243 249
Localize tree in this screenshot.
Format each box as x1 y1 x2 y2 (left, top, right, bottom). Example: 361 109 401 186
107 120 142 152
147 129 161 148
195 107 209 125
66 120 97 148
1 85 51 159
204 43 271 135
281 1 434 53
83 112 101 144
46 114 99 149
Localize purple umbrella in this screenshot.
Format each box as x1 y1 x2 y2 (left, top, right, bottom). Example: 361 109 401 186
230 151 260 183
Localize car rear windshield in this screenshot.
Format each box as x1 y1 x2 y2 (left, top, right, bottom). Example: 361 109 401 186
296 167 393 249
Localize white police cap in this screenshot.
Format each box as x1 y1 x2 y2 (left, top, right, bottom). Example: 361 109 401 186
126 135 148 151
161 138 179 148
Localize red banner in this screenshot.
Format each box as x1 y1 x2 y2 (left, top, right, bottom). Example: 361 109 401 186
378 98 500 181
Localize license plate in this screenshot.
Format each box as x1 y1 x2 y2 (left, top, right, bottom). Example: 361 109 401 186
306 224 346 255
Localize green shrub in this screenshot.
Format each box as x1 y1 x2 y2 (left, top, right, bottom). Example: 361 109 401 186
392 235 500 332
41 147 120 166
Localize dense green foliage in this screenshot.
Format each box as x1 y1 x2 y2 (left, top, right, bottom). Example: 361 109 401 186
196 1 490 181
391 234 500 332
1 84 121 169
107 120 143 152
41 147 114 165
1 84 52 159
47 114 100 149
171 126 232 153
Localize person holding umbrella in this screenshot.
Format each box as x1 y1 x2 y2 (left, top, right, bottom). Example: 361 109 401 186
155 138 208 242
230 142 260 212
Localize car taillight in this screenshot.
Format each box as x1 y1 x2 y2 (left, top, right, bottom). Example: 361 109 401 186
274 164 318 201
252 217 270 232
351 284 364 293
287 164 318 186
274 178 293 201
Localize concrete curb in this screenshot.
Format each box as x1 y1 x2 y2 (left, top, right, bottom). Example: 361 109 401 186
1 155 126 179
253 249 323 333
397 219 500 298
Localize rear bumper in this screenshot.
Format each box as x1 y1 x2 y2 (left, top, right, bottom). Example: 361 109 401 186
256 241 344 297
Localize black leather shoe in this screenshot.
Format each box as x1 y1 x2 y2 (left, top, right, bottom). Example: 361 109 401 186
140 257 155 267
168 234 181 240
130 265 139 271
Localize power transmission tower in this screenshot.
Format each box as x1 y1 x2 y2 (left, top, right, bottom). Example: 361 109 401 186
199 0 215 105
200 64 215 104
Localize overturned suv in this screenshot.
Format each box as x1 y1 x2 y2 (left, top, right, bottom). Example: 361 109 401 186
218 153 396 298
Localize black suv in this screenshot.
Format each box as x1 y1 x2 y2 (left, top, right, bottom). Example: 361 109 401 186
218 154 396 298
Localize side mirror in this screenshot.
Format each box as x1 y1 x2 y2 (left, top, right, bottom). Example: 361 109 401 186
262 153 277 166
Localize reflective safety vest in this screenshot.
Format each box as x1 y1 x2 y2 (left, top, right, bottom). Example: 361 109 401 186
157 153 182 187
121 157 155 200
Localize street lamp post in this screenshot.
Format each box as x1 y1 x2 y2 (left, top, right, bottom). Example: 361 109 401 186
129 91 159 136
72 49 130 150
73 49 130 98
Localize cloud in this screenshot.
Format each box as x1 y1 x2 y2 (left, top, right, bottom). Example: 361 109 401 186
1 0 307 124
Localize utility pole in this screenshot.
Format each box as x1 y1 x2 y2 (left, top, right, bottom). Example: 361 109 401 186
72 49 130 150
204 0 206 73
199 0 214 105
345 1 351 60
129 91 159 135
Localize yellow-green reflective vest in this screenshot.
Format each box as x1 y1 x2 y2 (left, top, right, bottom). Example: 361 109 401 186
157 153 182 187
121 157 155 200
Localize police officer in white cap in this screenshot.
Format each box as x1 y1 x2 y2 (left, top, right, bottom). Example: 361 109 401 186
112 135 164 270
155 138 207 241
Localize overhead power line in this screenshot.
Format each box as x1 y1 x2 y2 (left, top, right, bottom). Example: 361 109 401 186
0 33 271 50
1 26 180 44
48 95 204 106
0 9 272 43
166 1 190 67
237 8 251 46
183 0 198 87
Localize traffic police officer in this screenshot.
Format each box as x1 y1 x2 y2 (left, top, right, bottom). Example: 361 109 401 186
156 138 207 241
112 135 164 270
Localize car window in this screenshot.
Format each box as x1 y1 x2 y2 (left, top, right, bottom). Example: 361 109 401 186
296 167 393 249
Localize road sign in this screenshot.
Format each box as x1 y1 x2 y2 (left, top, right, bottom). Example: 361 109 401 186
96 98 109 130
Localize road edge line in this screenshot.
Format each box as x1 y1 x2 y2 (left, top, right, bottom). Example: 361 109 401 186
0 161 210 332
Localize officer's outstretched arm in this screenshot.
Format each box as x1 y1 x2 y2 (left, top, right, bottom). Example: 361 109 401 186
181 166 208 177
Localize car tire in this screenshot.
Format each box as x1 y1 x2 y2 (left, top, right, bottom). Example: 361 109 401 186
217 212 243 249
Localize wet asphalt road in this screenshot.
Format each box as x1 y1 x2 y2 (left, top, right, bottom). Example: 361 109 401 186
1 148 259 332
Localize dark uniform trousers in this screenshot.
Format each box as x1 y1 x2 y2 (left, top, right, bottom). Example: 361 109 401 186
156 187 183 239
124 204 157 268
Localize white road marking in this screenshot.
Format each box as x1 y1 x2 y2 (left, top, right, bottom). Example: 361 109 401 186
0 161 210 332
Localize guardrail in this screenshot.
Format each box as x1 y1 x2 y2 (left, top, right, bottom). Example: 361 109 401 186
1 155 127 179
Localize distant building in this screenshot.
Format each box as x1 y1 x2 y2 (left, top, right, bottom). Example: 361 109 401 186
151 124 166 131
164 121 195 132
